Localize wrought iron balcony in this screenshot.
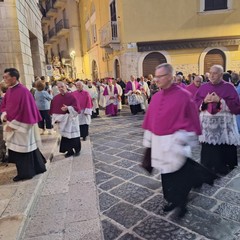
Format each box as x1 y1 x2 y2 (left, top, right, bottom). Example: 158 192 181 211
46 0 57 17
56 19 69 36
99 21 120 49
48 27 57 42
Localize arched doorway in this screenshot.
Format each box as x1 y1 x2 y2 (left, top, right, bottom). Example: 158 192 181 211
92 60 98 80
114 59 120 78
143 52 167 77
204 49 226 73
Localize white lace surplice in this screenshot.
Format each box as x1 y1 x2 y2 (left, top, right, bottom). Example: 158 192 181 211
199 99 240 145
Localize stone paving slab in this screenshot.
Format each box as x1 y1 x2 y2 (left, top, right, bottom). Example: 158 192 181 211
104 202 148 228
99 192 120 212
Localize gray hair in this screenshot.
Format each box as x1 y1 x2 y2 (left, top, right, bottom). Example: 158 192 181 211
75 80 83 87
155 63 174 75
210 65 224 74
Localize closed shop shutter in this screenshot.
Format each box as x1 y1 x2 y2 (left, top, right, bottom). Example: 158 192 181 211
143 52 167 77
204 49 226 73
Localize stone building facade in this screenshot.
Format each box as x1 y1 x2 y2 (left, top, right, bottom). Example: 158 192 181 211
0 0 45 88
40 0 83 80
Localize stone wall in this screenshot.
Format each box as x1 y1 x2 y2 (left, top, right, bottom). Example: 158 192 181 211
174 64 199 76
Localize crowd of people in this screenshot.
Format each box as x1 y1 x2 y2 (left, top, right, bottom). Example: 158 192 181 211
1 64 240 219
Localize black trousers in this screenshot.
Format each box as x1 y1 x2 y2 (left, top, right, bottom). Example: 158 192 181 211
80 124 89 138
130 104 142 115
161 158 217 207
38 110 52 129
59 136 81 154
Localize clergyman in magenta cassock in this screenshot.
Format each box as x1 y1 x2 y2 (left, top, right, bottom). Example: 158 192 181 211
142 63 217 217
72 81 93 141
103 78 119 116
195 65 240 174
1 68 46 181
50 82 81 158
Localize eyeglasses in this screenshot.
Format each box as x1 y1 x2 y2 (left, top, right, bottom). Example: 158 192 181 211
154 73 169 79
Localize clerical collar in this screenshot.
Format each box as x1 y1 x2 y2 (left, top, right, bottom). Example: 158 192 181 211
9 82 19 88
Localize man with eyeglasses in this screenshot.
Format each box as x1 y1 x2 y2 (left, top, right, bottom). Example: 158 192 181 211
142 63 217 217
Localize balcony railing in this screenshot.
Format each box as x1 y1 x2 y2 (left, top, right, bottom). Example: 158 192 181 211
49 27 56 39
46 0 53 12
56 19 69 33
46 0 57 16
100 21 120 48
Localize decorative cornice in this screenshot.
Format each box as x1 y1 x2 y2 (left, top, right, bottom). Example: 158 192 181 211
137 37 240 52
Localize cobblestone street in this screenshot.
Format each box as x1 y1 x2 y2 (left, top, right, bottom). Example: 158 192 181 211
91 106 240 240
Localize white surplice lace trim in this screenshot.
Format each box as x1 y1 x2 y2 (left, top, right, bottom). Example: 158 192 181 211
199 99 240 145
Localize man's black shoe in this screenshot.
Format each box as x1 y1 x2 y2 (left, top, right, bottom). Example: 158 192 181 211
177 206 188 218
163 202 176 212
83 137 87 141
65 151 74 158
13 176 22 182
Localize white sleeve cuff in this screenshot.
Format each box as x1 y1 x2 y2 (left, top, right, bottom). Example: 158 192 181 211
84 108 92 115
